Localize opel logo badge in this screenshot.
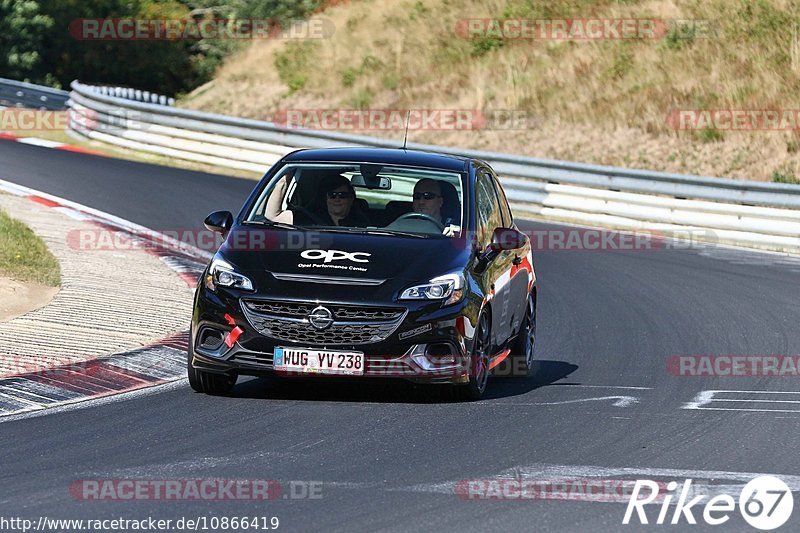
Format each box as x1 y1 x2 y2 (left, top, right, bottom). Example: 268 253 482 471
308 306 334 330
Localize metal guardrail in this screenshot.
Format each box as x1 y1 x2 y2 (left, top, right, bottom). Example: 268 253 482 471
0 78 69 110
66 80 800 253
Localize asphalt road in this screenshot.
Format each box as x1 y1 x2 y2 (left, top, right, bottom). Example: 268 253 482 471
2 139 800 532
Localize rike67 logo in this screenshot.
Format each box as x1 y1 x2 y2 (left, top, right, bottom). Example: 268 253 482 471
623 476 793 530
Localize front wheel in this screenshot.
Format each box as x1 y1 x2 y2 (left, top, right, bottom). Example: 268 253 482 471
455 312 491 401
504 291 536 377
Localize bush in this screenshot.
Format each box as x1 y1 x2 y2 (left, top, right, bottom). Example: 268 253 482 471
772 168 799 184
275 41 318 93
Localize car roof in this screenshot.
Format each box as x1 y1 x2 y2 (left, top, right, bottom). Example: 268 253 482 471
283 147 471 173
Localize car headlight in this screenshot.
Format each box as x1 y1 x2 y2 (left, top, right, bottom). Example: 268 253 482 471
400 272 465 305
205 256 254 292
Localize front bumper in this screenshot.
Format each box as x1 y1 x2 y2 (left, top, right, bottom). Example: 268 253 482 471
190 284 477 384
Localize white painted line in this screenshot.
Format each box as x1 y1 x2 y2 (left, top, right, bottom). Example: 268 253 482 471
712 399 800 403
683 390 800 413
0 180 34 196
0 380 69 403
14 378 83 400
17 137 63 148
686 407 800 413
491 396 640 408
0 389 46 408
52 206 92 221
711 390 800 394
563 385 653 390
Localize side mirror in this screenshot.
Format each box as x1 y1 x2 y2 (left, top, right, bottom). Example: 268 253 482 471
204 210 233 235
476 228 528 273
489 227 529 252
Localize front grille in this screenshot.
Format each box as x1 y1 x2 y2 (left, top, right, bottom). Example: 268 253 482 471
243 300 404 321
198 329 224 350
241 299 407 345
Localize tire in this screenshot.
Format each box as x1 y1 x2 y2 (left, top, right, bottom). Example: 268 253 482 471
503 291 537 377
187 344 237 395
455 312 491 401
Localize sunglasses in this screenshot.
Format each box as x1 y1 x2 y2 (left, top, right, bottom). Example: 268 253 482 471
326 191 353 199
413 192 440 200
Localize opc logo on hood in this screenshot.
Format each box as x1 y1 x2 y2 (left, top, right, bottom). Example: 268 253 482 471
300 249 371 263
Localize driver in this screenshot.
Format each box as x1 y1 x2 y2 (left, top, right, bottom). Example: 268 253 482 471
410 179 458 236
411 179 444 222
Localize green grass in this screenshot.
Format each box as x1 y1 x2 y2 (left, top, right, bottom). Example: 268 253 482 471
0 208 60 286
274 41 318 93
772 169 800 184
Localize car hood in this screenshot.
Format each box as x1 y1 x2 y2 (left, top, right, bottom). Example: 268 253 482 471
218 227 471 288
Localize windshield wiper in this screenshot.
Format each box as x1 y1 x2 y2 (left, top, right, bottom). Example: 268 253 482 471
245 222 433 239
243 220 304 231
319 227 431 239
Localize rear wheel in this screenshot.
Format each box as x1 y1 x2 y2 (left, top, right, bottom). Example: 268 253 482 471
188 343 237 395
504 291 536 377
455 312 491 401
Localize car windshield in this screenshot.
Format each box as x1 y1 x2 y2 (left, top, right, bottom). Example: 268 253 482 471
245 163 465 237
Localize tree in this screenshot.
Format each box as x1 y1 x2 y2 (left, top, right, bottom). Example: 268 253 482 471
3 0 328 94
0 0 54 83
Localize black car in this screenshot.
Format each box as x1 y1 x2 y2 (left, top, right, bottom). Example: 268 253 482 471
189 147 536 400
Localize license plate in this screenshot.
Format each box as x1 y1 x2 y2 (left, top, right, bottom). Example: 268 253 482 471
273 347 365 376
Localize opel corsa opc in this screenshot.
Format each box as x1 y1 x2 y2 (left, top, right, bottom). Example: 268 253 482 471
189 148 537 400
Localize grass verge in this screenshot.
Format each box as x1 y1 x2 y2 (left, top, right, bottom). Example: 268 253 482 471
0 207 61 286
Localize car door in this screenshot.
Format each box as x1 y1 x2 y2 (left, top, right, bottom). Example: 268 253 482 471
490 170 530 338
475 168 514 347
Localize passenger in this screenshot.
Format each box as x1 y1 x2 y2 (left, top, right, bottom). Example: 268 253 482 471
318 175 370 227
265 174 368 227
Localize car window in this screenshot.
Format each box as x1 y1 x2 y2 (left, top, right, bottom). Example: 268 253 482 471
491 173 514 227
476 169 503 247
246 163 465 237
